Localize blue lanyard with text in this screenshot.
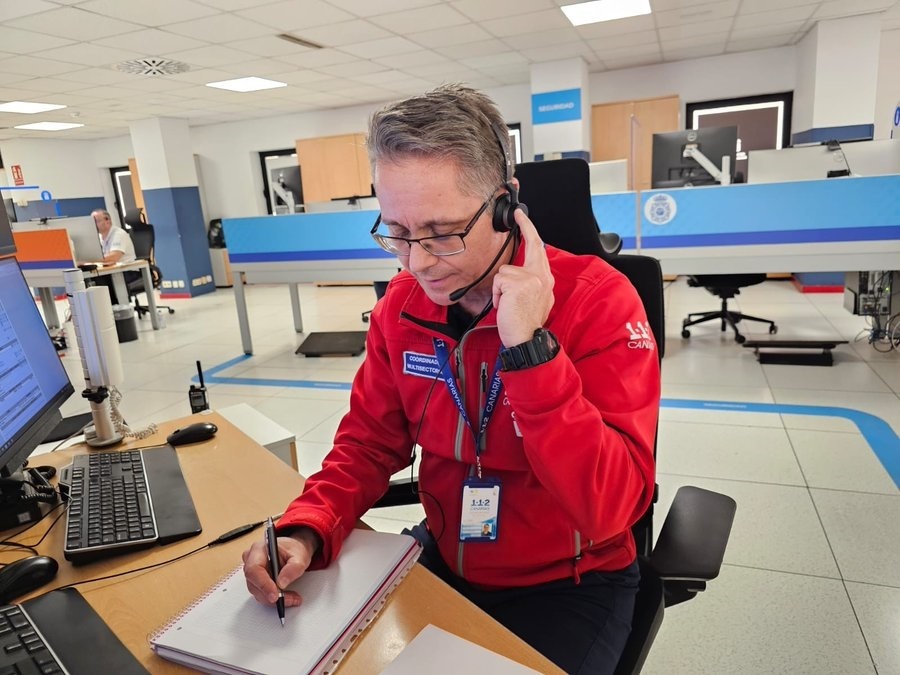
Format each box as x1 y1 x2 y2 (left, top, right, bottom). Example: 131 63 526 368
433 338 503 478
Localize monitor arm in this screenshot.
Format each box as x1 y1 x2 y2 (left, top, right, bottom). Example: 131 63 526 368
63 269 124 447
272 179 296 214
682 144 732 186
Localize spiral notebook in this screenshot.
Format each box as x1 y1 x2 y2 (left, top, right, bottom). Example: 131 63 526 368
150 530 421 675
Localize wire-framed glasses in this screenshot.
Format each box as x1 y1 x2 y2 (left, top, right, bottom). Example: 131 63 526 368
370 197 492 257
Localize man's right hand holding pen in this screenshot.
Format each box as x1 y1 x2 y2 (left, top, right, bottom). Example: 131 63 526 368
242 523 322 613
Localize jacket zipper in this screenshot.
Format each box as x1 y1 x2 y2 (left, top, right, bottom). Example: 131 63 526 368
573 530 583 584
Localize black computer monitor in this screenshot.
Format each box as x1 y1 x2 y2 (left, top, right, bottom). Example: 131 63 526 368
0 198 14 257
270 165 303 210
651 126 738 188
0 257 74 484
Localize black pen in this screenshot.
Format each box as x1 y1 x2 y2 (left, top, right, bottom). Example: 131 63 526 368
265 516 286 626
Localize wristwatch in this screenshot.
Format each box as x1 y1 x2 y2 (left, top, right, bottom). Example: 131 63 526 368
499 328 560 371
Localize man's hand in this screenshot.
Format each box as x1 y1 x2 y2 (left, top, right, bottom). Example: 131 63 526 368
492 208 555 347
242 527 319 607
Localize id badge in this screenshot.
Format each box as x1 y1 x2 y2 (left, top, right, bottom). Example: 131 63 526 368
459 479 501 542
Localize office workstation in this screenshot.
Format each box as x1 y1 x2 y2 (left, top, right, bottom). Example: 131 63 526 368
1 2 899 673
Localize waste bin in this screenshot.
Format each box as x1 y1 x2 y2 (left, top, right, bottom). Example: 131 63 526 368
113 305 138 343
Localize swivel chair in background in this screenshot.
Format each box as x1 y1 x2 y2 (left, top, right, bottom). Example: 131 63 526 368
374 158 736 674
681 274 777 344
123 210 175 320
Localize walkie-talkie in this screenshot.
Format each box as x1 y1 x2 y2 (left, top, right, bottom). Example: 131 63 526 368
189 360 210 413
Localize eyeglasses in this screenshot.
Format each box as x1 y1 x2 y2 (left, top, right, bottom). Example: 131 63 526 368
370 197 492 257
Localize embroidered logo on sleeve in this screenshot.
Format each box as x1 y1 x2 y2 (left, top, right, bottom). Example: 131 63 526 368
402 351 441 379
625 321 655 350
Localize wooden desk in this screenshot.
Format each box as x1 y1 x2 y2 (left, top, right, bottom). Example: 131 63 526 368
11 412 561 674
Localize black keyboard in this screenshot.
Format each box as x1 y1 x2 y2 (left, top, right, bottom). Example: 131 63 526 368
0 603 66 674
63 451 157 563
60 446 202 565
2 589 148 674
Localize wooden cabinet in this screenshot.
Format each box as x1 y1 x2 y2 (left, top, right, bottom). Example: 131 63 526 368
295 133 372 204
591 96 680 191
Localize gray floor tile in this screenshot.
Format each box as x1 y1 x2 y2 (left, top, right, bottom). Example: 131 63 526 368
788 429 899 495
844 582 900 675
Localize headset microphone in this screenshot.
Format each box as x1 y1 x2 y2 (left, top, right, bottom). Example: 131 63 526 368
448 228 515 302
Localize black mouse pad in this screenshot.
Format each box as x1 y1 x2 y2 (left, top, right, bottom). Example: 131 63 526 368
142 445 203 545
295 331 367 357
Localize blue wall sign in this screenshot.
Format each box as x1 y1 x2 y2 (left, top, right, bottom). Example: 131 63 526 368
532 88 582 125
893 105 900 127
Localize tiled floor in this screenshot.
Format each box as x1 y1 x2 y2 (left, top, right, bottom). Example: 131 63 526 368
49 277 899 674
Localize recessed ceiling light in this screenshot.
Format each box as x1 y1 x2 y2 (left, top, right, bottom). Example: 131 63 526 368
14 121 84 131
0 101 66 114
561 0 651 26
206 77 287 93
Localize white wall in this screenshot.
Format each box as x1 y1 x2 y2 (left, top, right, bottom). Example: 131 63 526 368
589 46 798 116
794 25 818 133
875 29 900 139
0 138 105 201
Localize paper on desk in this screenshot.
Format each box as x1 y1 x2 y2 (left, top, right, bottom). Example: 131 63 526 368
381 624 542 674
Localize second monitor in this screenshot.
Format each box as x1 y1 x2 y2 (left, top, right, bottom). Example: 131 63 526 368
652 126 738 189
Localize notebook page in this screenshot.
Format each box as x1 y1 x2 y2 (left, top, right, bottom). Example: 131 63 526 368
152 530 419 675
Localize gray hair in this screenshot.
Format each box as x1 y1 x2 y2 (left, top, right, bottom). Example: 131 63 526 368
91 208 111 219
367 84 510 199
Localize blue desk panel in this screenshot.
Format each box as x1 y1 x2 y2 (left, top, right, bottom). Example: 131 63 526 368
222 211 394 263
639 176 900 248
590 193 638 248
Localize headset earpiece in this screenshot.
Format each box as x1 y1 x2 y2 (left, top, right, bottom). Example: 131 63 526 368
490 122 528 232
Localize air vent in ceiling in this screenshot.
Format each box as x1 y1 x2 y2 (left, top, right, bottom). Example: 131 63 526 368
115 58 191 77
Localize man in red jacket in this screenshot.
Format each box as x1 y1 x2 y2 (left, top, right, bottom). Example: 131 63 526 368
244 84 660 674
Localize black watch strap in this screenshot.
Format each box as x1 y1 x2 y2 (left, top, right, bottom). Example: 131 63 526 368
499 328 560 371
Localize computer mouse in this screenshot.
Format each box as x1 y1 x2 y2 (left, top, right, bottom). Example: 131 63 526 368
166 422 218 447
0 555 59 604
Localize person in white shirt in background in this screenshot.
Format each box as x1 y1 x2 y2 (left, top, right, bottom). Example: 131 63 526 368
90 208 139 304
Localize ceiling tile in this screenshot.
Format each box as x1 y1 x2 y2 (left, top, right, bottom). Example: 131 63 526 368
225 36 313 58
401 61 474 78
663 40 727 58
286 20 392 48
318 60 389 78
641 0 727 10
274 69 336 86
592 43 662 61
481 9 571 37
63 67 141 86
369 5 470 33
0 0 58 22
574 13 656 38
9 76 90 94
658 18 735 41
653 0 739 28
586 29 658 52
166 68 236 84
451 0 556 22
219 58 298 77
164 13 272 41
461 51 529 70
167 45 257 68
503 27 585 50
7 7 143 40
374 50 452 69
815 0 896 20
235 0 354 31
192 0 269 9
517 42 596 63
329 0 438 16
0 55 88 77
0 26 74 54
436 40 513 60
342 37 423 59
78 0 219 27
602 52 662 70
726 34 798 52
407 24 493 48
95 28 209 54
739 0 820 13
276 48 359 69
734 6 818 30
730 21 808 41
661 33 729 51
348 69 411 85
37 43 147 67
113 77 196 93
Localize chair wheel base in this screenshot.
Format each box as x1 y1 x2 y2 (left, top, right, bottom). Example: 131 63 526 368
769 325 777 334
735 334 746 344
681 329 690 339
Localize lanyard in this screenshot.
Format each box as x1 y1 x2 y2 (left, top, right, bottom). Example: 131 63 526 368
433 338 503 476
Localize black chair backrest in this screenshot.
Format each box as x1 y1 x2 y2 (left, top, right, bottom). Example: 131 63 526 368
129 222 155 261
515 158 618 261
123 209 146 229
609 255 665 360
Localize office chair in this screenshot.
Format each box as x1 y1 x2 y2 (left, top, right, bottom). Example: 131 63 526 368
123 210 175 319
374 159 736 674
681 274 777 344
514 158 623 260
361 281 389 323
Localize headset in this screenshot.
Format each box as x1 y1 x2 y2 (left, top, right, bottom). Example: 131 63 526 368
490 122 528 232
448 122 528 302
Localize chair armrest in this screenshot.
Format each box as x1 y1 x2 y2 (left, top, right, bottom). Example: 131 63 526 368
649 485 736 582
598 232 623 257
372 477 419 509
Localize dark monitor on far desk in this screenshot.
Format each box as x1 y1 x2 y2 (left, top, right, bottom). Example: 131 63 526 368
0 258 74 524
652 126 738 188
0 197 13 257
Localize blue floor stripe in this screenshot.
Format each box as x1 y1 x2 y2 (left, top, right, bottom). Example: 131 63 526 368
195 358 900 488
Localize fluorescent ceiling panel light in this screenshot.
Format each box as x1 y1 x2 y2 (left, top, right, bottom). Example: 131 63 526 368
0 101 66 114
561 0 651 26
206 76 287 92
14 122 84 131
